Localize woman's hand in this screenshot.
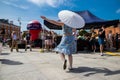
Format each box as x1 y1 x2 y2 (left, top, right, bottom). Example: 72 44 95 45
40 16 46 20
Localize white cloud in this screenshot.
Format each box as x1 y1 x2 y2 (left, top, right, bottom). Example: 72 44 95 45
116 8 120 14
28 0 67 8
27 0 45 6
19 5 29 9
7 0 19 2
2 1 29 9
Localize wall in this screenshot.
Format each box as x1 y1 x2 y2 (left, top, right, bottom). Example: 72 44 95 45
0 22 21 39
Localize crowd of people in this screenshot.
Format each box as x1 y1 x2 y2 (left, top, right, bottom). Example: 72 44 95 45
40 30 57 51
0 27 120 54
77 26 120 55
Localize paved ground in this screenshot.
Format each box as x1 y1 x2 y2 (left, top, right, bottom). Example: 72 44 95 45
0 47 120 80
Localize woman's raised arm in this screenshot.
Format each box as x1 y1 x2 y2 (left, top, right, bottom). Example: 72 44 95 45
40 16 64 27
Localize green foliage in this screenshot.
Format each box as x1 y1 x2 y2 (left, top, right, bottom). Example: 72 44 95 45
78 29 88 36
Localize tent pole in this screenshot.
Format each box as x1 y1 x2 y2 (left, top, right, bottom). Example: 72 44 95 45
42 25 45 51
40 25 45 52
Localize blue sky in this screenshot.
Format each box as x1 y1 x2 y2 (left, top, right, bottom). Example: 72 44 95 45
0 0 120 32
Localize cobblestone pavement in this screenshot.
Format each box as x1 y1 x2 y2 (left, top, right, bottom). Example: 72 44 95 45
0 47 120 80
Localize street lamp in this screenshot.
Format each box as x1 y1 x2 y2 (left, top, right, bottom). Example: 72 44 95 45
18 17 21 39
18 17 21 28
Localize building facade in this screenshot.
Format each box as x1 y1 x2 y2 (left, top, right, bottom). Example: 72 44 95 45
0 19 21 39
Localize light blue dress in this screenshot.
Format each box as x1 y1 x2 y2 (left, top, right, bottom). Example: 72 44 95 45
54 25 76 55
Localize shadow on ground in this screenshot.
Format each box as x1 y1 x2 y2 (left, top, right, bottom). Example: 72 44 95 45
0 59 23 65
67 66 120 76
0 53 10 55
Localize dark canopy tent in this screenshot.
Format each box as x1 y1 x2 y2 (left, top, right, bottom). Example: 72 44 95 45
44 10 119 30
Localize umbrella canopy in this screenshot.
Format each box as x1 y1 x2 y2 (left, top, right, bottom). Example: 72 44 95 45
58 10 85 28
27 20 42 30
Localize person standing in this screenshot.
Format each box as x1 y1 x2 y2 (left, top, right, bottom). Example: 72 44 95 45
115 33 119 50
0 28 5 46
11 31 19 52
48 31 53 51
90 28 97 53
98 26 106 56
51 31 57 48
25 31 32 51
106 30 113 51
72 28 77 53
45 31 53 51
0 28 5 53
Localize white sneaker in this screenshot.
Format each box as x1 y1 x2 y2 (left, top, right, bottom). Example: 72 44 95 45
100 53 104 56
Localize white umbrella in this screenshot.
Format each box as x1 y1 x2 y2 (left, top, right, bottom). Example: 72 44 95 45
58 10 85 28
